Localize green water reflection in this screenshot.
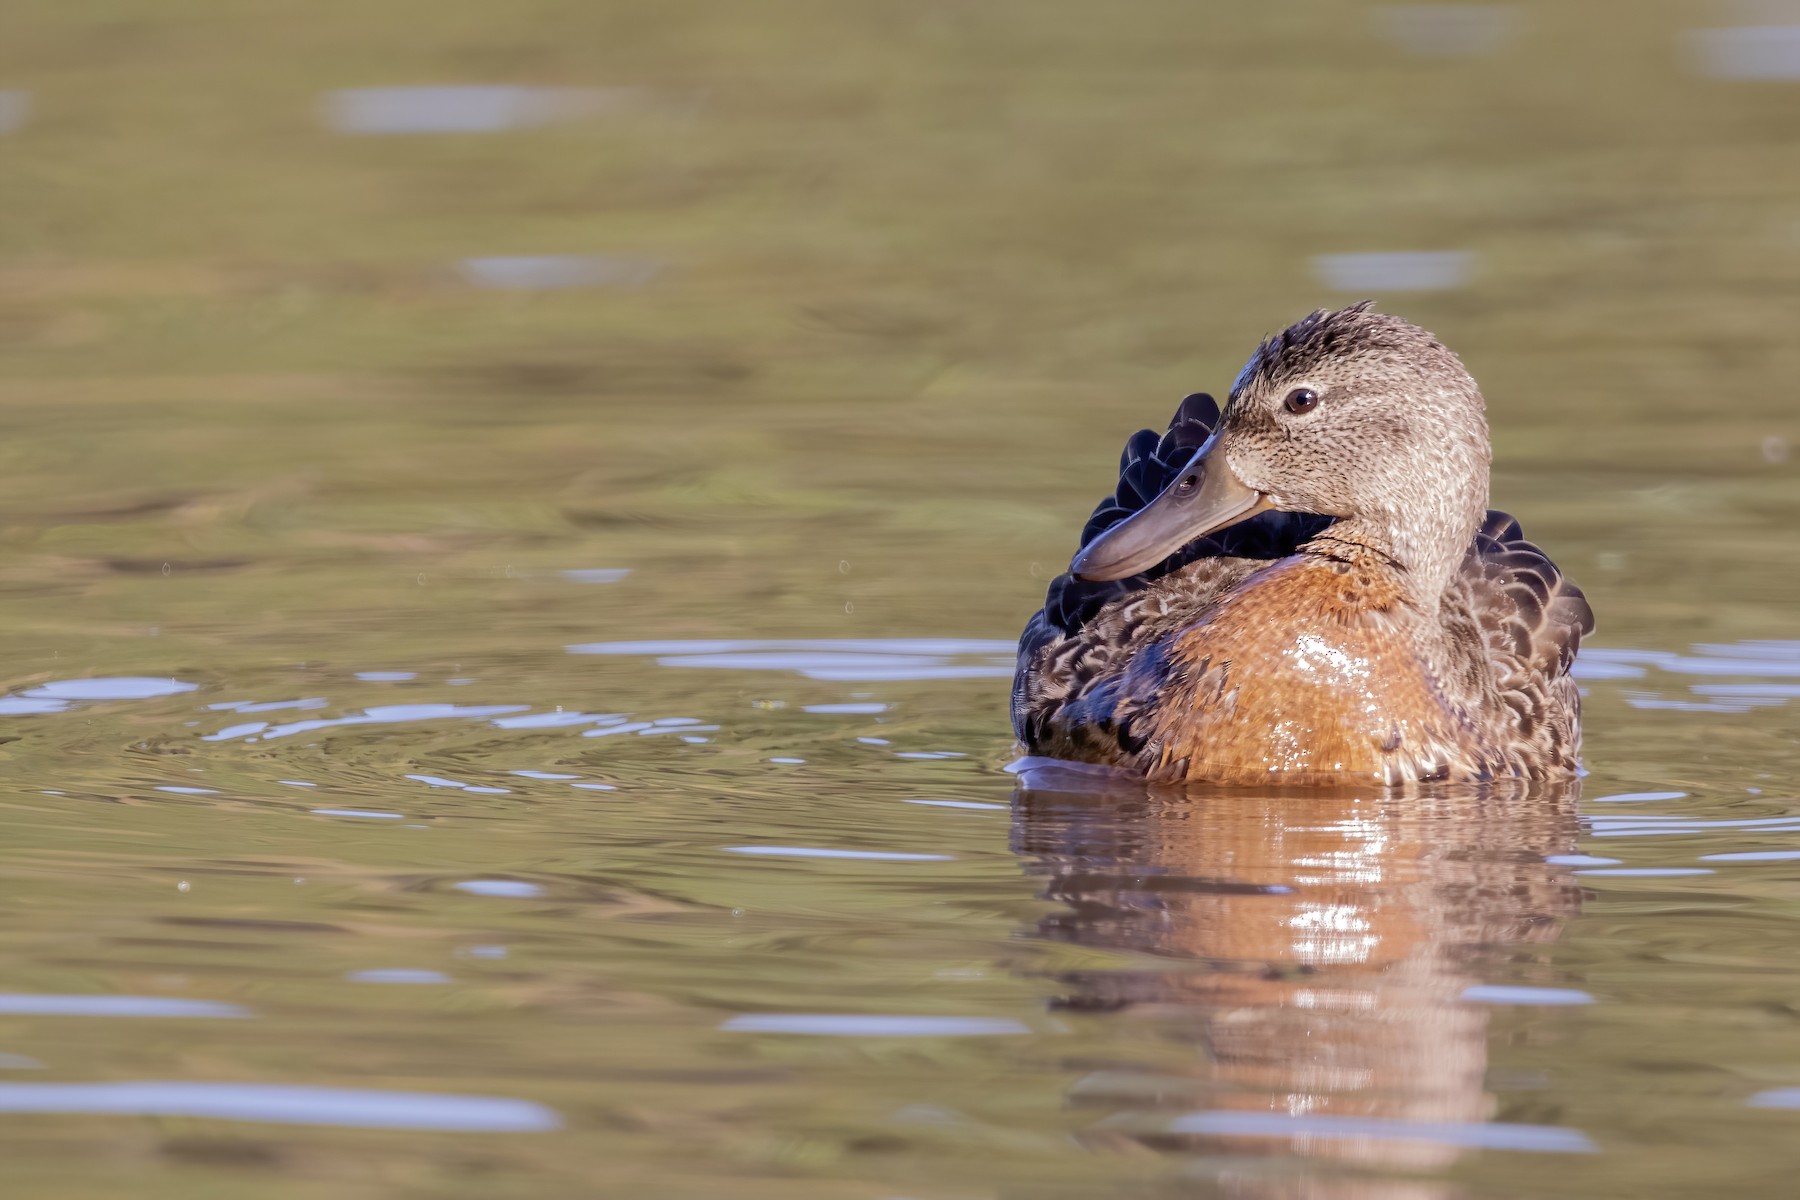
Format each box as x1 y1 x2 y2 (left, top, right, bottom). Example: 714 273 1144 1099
0 2 1798 1197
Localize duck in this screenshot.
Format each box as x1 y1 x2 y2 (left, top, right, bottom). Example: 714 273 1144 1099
1012 302 1593 787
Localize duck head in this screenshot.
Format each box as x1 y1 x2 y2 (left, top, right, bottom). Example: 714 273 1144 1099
1070 303 1492 610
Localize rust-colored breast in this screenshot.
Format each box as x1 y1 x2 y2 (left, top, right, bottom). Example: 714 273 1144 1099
1143 558 1478 785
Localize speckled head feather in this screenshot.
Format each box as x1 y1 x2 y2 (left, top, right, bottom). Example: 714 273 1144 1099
1229 301 1455 404
1213 303 1491 613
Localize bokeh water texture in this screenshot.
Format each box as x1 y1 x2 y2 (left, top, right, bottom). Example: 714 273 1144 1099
0 3 1798 1197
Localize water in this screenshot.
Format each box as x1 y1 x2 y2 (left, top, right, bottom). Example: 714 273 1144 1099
0 2 1798 1197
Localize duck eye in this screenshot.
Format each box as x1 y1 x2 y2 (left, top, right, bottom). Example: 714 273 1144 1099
1176 474 1197 493
1284 387 1319 415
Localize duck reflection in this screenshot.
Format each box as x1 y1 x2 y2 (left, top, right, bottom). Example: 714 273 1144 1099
1011 769 1584 1181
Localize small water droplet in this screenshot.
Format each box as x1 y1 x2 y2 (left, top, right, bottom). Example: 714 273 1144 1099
176 881 190 893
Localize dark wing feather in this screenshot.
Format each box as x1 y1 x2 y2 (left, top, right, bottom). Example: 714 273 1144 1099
1470 510 1593 678
1453 510 1594 772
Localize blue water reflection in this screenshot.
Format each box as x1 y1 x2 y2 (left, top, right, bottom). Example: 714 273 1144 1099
1162 1111 1595 1154
0 678 199 715
1459 985 1596 1006
0 91 28 133
459 257 659 290
0 995 249 1018
321 85 646 134
1691 25 1800 79
347 969 451 985
722 1014 1030 1037
0 1081 558 1131
453 880 543 898
570 638 1015 681
724 845 952 862
1374 4 1515 57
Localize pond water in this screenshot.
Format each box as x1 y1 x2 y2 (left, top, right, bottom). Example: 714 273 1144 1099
2 3 1800 1198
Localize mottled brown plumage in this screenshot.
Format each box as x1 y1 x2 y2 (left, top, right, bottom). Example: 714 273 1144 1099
1013 304 1593 787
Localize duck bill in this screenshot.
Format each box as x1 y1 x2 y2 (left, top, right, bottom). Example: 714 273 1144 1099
1070 438 1272 582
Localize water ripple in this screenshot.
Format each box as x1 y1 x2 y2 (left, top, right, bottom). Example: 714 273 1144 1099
568 638 1014 681
0 1081 558 1131
454 880 544 898
0 995 248 1018
724 846 952 862
1460 985 1595 1006
321 85 655 134
347 969 451 985
722 1014 1030 1037
1313 251 1474 292
1161 1110 1595 1153
460 256 659 290
0 91 30 134
1 677 200 714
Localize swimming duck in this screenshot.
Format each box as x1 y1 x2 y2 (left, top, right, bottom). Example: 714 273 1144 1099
1012 303 1593 787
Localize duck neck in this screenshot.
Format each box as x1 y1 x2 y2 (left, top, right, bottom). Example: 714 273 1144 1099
1305 485 1487 614
1310 400 1493 612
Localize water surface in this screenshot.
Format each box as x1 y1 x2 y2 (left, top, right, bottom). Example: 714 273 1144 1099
0 3 1798 1198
